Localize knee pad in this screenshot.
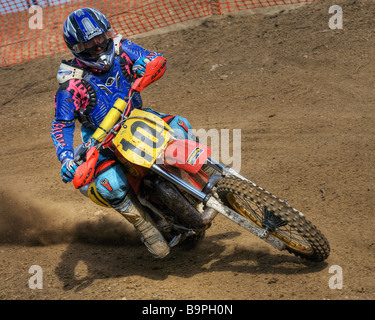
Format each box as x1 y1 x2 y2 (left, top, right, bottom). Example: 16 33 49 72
78 181 111 208
95 163 129 203
168 115 193 140
142 109 195 141
87 182 111 207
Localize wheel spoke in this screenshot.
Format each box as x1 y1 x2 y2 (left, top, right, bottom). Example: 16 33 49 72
227 194 313 254
216 176 330 262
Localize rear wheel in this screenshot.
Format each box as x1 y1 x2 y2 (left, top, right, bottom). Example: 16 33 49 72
215 177 330 262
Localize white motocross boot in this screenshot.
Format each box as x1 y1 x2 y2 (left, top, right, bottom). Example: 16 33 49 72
112 193 170 259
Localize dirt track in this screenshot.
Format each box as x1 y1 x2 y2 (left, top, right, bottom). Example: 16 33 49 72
0 0 374 301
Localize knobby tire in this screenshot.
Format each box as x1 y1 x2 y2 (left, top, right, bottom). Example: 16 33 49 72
215 176 330 262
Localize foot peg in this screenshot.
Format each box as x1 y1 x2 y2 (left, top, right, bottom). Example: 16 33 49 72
169 234 182 248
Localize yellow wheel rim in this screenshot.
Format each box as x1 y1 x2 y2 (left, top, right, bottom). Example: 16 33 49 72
227 193 313 255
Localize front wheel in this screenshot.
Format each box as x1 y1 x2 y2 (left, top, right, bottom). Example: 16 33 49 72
215 177 330 262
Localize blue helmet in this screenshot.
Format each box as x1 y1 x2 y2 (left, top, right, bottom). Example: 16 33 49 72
63 8 115 71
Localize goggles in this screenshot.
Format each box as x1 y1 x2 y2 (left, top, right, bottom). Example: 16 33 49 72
73 29 115 54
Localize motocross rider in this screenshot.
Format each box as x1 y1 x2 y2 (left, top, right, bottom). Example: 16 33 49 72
51 7 194 259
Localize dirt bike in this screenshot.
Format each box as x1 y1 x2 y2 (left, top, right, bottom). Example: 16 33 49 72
69 56 330 263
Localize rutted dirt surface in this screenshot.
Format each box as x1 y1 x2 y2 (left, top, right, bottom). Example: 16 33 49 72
0 0 374 300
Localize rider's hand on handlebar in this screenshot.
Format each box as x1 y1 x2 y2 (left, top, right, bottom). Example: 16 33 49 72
132 57 149 77
61 158 77 182
132 53 162 77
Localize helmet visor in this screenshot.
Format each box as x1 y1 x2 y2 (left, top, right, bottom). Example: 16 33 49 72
73 29 115 56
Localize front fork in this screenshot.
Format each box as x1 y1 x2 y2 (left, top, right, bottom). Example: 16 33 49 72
151 158 286 251
150 157 246 201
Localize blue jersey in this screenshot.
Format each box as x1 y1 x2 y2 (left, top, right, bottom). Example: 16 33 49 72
51 39 161 163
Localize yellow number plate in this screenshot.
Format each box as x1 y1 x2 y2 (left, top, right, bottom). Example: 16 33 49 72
113 109 173 167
